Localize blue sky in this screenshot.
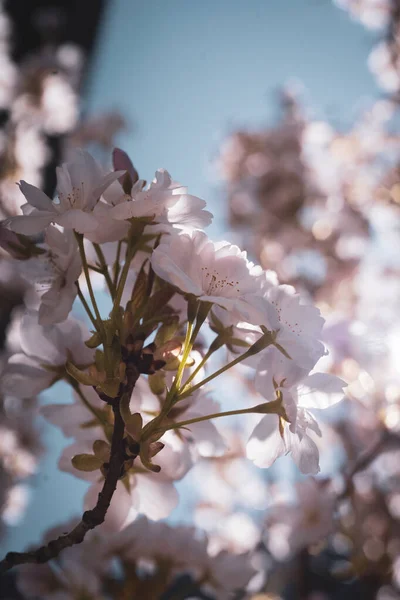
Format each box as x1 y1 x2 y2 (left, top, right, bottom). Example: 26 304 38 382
1 0 381 554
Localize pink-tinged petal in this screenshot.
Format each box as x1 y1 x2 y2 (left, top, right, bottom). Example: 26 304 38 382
89 171 126 208
166 194 213 229
41 402 101 439
246 415 285 468
299 373 346 410
151 249 204 296
19 313 65 364
4 212 54 235
187 418 227 457
112 148 139 183
108 201 136 220
289 432 320 475
18 181 53 210
2 354 55 397
55 209 99 233
134 474 179 519
58 440 101 482
17 564 57 597
38 286 77 325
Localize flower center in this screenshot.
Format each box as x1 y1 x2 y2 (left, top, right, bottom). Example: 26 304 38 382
59 182 84 209
201 266 240 296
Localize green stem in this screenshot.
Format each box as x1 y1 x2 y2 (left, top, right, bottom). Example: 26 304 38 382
172 319 194 393
88 264 103 275
112 231 144 321
75 281 97 330
157 399 282 433
93 243 116 299
75 233 104 332
113 240 123 288
180 334 224 393
178 339 273 402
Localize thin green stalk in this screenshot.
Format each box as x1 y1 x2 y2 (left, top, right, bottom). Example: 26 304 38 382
113 240 123 288
178 353 247 401
170 319 194 395
161 407 254 430
88 264 104 275
93 243 116 298
178 331 275 401
75 233 104 333
181 348 213 391
75 281 97 330
112 232 144 320
156 397 285 435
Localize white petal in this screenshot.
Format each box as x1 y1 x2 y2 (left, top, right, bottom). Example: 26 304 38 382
299 373 346 409
246 415 285 468
56 209 99 233
2 354 54 397
134 474 179 519
5 213 54 235
289 431 320 475
19 181 53 210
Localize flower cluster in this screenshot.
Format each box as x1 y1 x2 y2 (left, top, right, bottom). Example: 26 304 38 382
0 147 345 597
16 516 254 600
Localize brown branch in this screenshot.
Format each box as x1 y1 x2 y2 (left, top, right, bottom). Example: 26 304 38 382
0 393 133 575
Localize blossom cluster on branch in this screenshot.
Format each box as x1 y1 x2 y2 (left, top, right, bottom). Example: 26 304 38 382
0 145 346 598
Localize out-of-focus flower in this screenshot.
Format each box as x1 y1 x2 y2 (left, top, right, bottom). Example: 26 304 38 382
2 312 93 398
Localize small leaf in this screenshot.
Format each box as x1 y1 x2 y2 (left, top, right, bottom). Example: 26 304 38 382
154 317 180 346
66 361 96 386
71 453 103 472
85 331 102 349
97 379 120 398
142 285 175 320
93 440 110 462
149 372 166 395
125 412 143 440
162 357 180 372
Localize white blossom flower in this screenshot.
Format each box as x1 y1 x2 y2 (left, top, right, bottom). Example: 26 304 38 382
2 312 93 398
107 516 254 599
151 230 265 323
5 149 124 235
109 168 213 231
258 274 327 370
247 348 346 474
19 225 82 325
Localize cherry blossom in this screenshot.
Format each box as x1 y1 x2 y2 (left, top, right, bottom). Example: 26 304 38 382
247 348 346 474
2 312 93 398
19 225 82 325
109 167 213 231
151 229 265 322
5 149 124 235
